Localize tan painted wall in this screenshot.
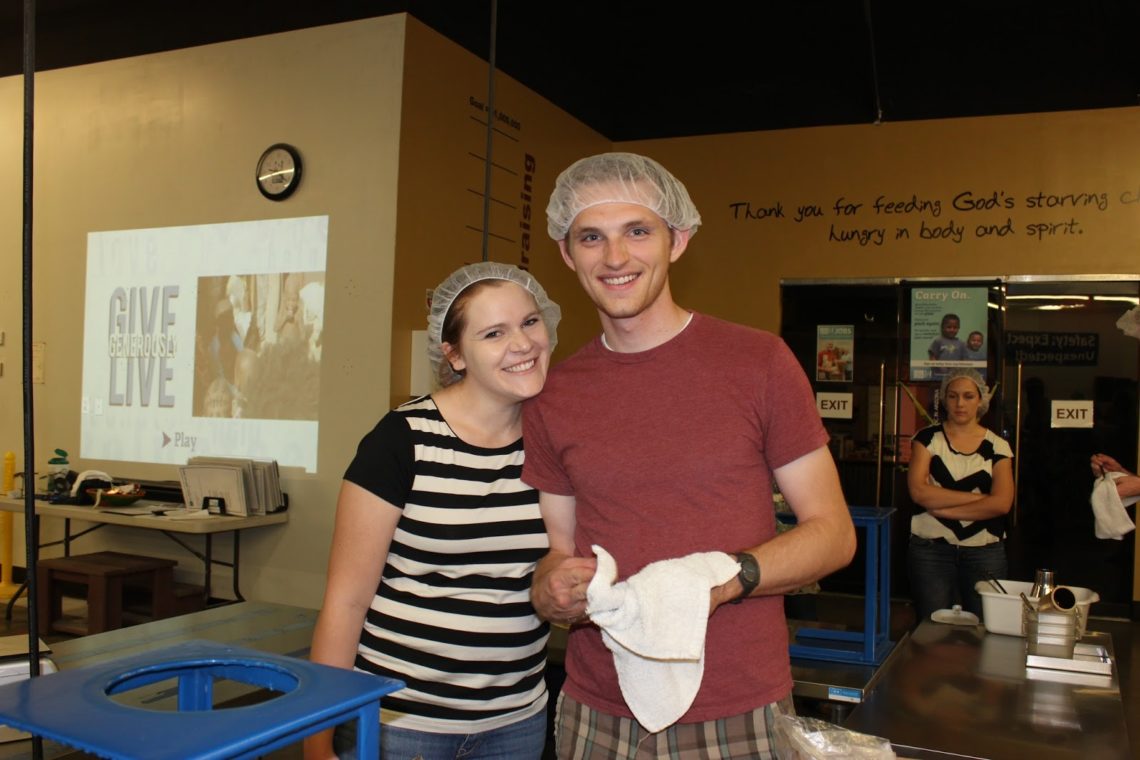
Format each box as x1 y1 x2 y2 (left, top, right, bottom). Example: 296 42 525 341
0 16 406 607
388 19 607 408
617 109 1140 332
0 79 20 446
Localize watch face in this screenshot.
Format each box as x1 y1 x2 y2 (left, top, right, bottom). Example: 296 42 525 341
737 553 760 583
257 144 302 200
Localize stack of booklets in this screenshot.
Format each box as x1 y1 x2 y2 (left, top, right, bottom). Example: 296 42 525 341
177 457 284 516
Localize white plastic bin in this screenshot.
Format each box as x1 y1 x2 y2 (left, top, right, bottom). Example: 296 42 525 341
973 580 1099 637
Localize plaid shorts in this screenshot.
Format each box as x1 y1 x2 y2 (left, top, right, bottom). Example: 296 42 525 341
554 691 794 759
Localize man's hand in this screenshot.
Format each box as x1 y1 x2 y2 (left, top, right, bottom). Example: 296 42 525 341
709 575 743 615
531 551 597 625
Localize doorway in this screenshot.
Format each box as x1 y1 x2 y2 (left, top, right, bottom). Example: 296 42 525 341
780 276 1139 615
1001 278 1139 617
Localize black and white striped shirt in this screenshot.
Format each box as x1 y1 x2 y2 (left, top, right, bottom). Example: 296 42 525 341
343 396 549 733
910 424 1013 546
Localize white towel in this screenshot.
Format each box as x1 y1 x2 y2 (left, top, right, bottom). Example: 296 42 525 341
1089 472 1138 540
584 544 741 733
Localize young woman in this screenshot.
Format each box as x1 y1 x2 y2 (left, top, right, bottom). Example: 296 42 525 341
907 368 1014 622
305 262 561 760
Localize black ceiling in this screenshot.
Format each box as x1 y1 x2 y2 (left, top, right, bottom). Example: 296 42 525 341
2 1 1138 141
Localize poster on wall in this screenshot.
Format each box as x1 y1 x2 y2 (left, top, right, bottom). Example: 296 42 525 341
80 216 328 473
816 325 854 382
909 287 988 381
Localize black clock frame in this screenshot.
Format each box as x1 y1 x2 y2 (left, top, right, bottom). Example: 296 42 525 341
256 143 303 201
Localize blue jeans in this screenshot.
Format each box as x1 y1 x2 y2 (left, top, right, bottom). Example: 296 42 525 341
332 709 547 760
908 535 1007 622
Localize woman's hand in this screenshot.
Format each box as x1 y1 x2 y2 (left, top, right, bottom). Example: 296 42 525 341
907 442 983 510
1091 453 1131 478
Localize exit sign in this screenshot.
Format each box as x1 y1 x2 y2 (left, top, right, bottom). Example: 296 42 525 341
817 392 853 419
1050 400 1094 429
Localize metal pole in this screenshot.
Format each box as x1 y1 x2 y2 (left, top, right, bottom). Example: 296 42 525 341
479 0 498 262
874 362 885 506
862 0 884 124
21 0 43 683
888 371 900 507
1012 361 1023 527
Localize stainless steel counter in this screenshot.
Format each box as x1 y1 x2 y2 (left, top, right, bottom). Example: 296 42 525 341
790 631 907 704
844 620 1131 759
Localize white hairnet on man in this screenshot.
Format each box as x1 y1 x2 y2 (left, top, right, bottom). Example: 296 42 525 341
426 261 561 387
546 152 703 241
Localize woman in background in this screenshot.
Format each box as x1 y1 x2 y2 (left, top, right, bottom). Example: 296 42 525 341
907 368 1014 621
305 262 561 760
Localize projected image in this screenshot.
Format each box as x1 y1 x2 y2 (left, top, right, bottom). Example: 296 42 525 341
193 272 323 421
81 216 328 473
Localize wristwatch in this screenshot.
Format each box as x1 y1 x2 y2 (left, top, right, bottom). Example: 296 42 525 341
732 552 761 603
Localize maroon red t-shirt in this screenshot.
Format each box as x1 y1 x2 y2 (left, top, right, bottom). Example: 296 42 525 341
523 313 828 722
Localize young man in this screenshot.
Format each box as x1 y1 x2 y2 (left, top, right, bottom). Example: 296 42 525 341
522 153 855 759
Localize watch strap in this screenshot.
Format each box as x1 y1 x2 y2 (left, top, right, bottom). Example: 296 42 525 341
731 551 760 603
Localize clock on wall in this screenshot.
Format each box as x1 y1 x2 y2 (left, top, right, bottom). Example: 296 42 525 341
256 143 303 200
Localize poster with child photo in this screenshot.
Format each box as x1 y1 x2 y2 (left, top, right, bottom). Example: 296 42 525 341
909 287 988 381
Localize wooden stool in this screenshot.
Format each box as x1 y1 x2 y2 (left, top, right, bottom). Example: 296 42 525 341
37 551 177 635
123 581 206 624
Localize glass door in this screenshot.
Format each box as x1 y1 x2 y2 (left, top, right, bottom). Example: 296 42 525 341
780 282 901 507
782 278 1006 599
1000 278 1139 617
894 280 1006 601
781 281 902 595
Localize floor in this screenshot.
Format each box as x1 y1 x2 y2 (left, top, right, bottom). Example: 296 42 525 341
1 593 86 647
1 592 1137 758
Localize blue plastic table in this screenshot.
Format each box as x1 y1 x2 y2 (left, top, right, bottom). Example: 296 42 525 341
0 639 403 759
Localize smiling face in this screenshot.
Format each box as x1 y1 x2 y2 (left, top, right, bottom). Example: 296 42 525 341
441 281 551 403
967 331 983 351
944 377 983 423
557 198 691 330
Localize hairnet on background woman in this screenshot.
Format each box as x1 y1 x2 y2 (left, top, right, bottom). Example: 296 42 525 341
939 367 991 417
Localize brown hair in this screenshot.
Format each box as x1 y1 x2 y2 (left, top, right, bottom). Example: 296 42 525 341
437 279 507 386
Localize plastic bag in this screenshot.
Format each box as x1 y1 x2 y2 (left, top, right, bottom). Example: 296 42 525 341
774 714 896 759
1117 305 1140 340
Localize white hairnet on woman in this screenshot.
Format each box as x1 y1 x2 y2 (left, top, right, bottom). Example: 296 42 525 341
427 261 561 387
940 367 991 417
546 152 703 240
